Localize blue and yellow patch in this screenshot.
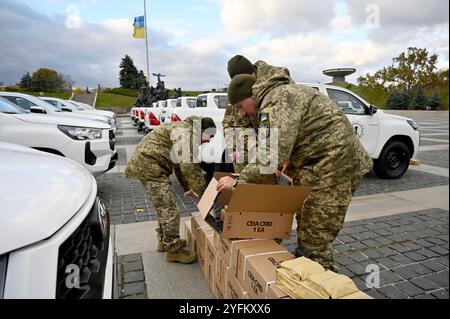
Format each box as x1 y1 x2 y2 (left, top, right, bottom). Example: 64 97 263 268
260 113 270 138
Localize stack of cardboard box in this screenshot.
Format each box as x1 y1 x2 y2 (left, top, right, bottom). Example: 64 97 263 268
185 214 295 299
185 173 372 300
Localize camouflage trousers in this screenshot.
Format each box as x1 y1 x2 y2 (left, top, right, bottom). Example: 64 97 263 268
142 178 183 252
295 174 365 272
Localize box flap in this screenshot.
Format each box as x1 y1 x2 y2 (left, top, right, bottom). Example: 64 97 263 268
197 178 220 219
227 184 311 214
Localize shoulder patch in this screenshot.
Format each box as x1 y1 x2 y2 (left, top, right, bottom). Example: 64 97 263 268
259 113 270 138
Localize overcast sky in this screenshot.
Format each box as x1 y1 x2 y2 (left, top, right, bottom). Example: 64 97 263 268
0 0 448 90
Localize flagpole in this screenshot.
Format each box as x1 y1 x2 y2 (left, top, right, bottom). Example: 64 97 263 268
144 0 150 87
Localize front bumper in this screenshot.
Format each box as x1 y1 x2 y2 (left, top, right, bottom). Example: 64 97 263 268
3 190 113 299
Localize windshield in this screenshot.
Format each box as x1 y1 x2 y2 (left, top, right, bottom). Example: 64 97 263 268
0 97 26 114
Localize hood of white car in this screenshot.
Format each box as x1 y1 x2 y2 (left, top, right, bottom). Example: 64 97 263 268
12 113 111 129
378 110 413 122
82 110 115 118
0 143 96 255
57 111 110 124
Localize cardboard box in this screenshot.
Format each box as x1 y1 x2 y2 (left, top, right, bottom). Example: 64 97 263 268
206 235 217 291
196 242 208 280
266 283 291 299
192 214 215 254
213 231 220 250
225 269 248 299
231 240 281 277
215 254 230 293
242 251 295 299
184 220 196 252
197 173 311 239
213 282 225 299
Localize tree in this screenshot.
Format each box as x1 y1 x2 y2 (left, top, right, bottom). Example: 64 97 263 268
119 55 148 89
387 90 400 110
411 84 428 110
19 72 32 90
31 68 64 92
398 89 412 110
136 70 148 88
429 88 442 110
358 47 439 93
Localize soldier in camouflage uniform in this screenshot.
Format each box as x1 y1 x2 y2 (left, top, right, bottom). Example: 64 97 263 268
224 55 295 173
125 116 217 264
217 72 373 271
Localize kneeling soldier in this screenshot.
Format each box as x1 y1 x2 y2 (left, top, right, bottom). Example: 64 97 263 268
125 116 216 264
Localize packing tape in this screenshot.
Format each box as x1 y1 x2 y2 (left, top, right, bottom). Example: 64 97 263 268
242 250 288 281
228 239 265 266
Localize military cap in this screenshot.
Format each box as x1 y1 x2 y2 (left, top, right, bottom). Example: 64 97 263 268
228 74 256 105
227 55 256 79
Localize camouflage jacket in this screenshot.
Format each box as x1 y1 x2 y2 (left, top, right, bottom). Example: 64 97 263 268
239 71 373 190
222 61 295 163
124 116 206 196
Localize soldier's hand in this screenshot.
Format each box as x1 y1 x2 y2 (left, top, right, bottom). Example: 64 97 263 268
216 176 235 193
276 160 291 176
184 190 198 198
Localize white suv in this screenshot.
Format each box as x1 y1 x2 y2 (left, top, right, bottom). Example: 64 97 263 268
302 83 420 179
39 97 117 130
0 92 110 126
0 97 117 176
0 142 113 299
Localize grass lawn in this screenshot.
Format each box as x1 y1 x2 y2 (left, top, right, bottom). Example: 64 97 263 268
96 93 136 109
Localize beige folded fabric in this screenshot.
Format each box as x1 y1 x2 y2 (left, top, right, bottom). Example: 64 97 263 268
279 257 326 281
319 273 359 299
276 269 335 299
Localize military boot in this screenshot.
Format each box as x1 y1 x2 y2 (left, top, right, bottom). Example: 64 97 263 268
157 239 187 252
166 247 197 264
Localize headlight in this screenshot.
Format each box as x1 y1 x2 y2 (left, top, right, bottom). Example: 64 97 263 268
58 125 102 140
407 120 419 131
0 254 8 299
109 118 116 127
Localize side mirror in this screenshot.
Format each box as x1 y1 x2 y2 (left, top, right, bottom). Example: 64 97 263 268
368 105 378 116
30 106 47 114
61 106 72 112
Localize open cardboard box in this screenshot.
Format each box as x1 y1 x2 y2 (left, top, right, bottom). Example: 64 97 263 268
197 173 311 240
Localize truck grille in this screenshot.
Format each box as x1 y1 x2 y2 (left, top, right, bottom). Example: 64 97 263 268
56 198 110 299
109 130 115 151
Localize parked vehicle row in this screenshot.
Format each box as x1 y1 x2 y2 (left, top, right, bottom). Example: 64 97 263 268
130 84 420 179
0 92 117 176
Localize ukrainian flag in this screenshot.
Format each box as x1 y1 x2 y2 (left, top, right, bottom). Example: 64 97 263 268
133 16 145 39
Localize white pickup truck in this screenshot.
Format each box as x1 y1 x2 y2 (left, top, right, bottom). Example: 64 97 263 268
40 97 117 129
0 92 111 126
0 142 113 299
185 85 420 179
143 101 166 134
159 98 177 124
0 97 117 177
170 93 228 129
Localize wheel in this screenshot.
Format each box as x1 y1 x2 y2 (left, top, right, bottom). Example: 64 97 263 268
374 141 411 179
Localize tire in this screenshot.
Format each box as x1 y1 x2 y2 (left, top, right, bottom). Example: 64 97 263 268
374 141 411 179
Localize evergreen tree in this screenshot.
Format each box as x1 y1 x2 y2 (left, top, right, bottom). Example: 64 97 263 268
19 72 32 90
387 90 400 109
429 88 442 110
119 55 147 89
136 70 149 88
411 84 428 110
398 89 412 110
